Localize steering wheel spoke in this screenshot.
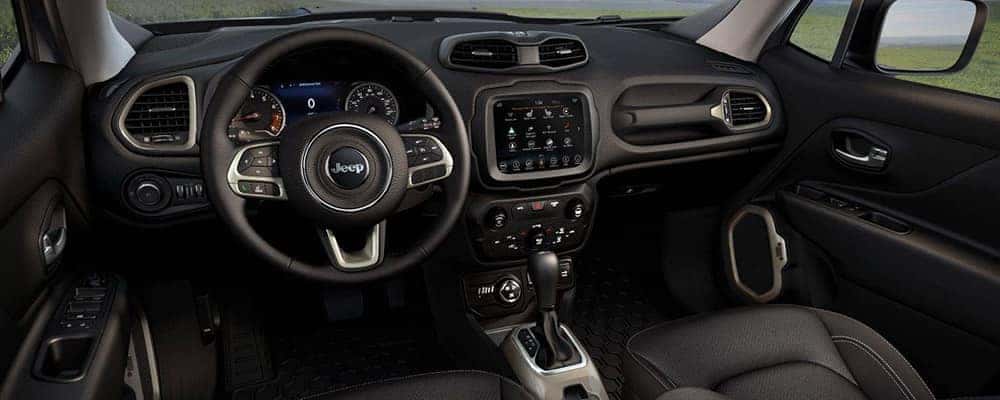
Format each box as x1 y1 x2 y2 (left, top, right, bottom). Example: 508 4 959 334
400 134 453 188
318 221 386 270
227 141 287 200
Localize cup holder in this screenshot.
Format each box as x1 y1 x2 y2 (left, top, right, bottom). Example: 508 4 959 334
35 336 95 381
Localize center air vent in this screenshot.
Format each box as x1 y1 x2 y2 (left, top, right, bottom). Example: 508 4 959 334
450 39 519 69
118 76 197 152
538 38 587 67
440 31 589 73
716 90 771 131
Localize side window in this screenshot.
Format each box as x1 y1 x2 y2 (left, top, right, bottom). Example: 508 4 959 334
0 0 16 66
789 0 853 61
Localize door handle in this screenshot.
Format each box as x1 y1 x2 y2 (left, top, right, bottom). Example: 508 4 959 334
42 227 67 265
832 132 890 170
40 203 67 267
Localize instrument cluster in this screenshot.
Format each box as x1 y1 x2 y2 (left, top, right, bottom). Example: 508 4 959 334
228 80 402 142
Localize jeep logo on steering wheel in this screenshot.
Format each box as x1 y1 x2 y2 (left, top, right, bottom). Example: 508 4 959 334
331 162 365 175
326 147 370 189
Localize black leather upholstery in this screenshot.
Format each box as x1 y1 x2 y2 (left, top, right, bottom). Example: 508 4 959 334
625 305 935 400
301 370 534 400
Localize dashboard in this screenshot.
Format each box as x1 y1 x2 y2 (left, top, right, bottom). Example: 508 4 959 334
91 19 784 234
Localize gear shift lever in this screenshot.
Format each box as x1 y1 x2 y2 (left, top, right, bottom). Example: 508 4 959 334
528 251 575 369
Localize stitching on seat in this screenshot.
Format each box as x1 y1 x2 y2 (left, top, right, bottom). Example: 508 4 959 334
297 369 523 400
625 329 679 392
832 336 917 400
811 307 934 400
710 359 858 393
879 335 936 400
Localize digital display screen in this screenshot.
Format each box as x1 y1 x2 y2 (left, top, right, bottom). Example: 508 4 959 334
492 94 588 174
270 81 348 125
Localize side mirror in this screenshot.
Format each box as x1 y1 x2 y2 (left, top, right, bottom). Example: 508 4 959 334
874 0 989 74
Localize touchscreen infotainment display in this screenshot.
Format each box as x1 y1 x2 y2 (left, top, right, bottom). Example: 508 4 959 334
492 94 588 175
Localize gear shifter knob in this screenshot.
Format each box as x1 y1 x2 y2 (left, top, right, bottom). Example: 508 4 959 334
528 251 559 312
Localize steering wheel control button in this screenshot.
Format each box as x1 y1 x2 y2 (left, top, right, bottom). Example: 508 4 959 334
495 277 523 304
238 146 279 176
238 181 279 196
404 136 444 167
326 147 370 189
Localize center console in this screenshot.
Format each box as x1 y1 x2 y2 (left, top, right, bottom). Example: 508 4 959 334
460 84 605 398
498 252 608 400
466 184 596 261
475 82 599 185
486 92 594 181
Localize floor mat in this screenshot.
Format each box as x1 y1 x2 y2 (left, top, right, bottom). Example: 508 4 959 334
570 257 675 400
231 316 451 400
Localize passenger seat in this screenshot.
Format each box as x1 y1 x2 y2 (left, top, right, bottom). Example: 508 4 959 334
624 305 935 400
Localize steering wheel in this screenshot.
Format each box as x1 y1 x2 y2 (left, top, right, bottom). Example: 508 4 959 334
201 28 470 284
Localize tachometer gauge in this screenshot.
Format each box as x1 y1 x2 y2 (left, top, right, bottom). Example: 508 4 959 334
232 87 286 137
344 82 399 125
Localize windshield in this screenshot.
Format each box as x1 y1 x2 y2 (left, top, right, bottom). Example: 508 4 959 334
109 0 732 24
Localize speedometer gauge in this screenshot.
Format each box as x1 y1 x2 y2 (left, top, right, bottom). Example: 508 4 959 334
344 82 399 125
233 87 286 137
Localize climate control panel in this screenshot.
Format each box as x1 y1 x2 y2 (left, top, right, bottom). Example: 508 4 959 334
468 185 595 261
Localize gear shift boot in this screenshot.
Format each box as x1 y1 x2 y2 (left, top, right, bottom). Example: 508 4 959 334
530 321 582 370
528 251 580 370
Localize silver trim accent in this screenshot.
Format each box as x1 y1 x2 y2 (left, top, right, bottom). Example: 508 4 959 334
726 205 788 303
116 75 198 152
133 305 162 400
227 141 287 200
400 134 455 188
301 124 392 213
322 221 383 269
710 89 773 133
513 325 587 375
501 323 609 400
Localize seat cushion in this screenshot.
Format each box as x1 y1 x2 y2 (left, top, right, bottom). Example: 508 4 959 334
624 305 935 400
301 370 534 400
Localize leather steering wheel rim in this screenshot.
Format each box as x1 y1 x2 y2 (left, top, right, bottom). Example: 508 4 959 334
201 28 470 284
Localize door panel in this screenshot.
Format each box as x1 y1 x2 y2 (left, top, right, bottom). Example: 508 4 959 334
0 61 115 398
751 46 1000 396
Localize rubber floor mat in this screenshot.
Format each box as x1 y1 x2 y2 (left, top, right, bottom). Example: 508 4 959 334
231 317 451 400
570 257 674 400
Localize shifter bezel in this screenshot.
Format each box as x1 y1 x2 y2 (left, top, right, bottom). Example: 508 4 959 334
511 324 587 374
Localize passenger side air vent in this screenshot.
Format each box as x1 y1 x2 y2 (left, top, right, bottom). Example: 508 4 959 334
449 39 519 69
118 76 197 152
716 90 771 131
538 38 587 67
